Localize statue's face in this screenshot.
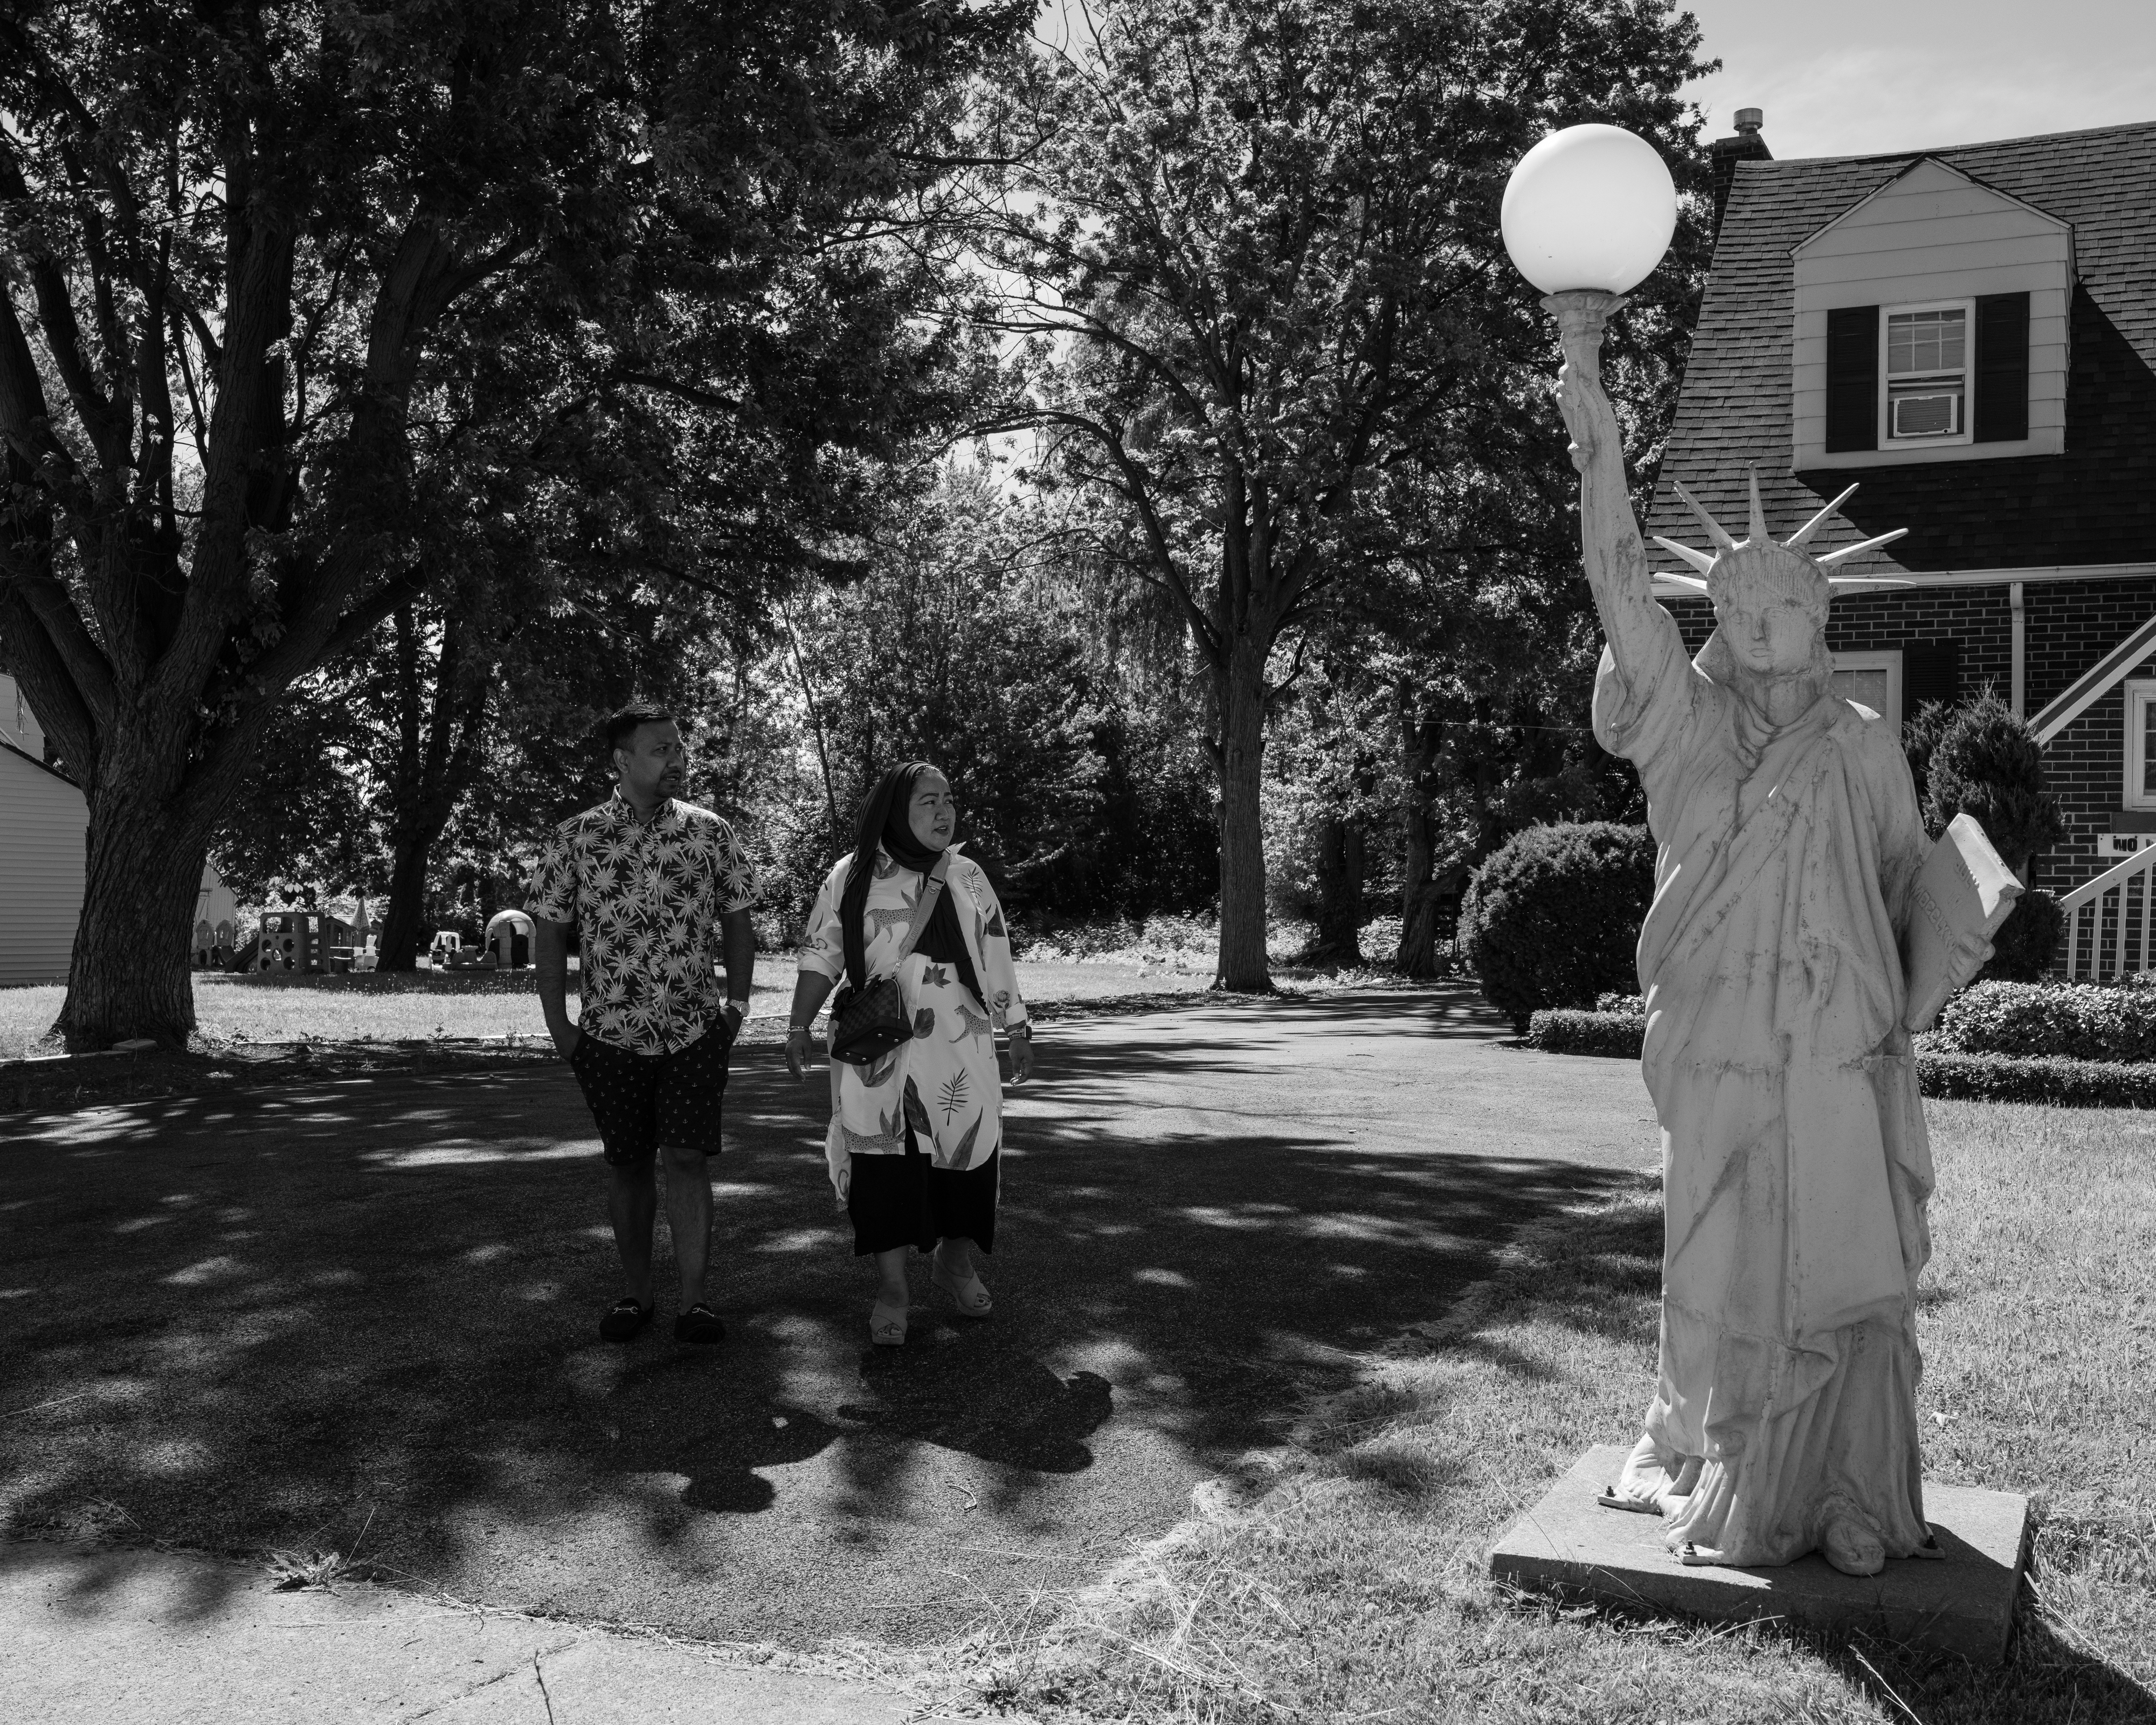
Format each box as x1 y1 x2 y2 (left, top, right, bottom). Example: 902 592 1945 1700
1716 594 1819 677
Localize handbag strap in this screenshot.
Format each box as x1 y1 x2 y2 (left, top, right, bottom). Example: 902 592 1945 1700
892 853 950 967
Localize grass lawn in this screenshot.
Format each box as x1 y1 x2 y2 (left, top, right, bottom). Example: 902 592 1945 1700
0 953 1388 1062
998 1100 2156 1723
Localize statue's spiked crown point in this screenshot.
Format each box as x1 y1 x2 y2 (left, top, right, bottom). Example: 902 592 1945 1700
1651 471 1910 601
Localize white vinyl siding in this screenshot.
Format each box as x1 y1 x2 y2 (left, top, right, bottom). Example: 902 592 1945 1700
1792 158 2072 470
0 673 45 758
0 746 87 986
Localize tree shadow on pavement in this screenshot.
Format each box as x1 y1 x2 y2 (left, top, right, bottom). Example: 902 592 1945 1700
1 993 1634 1644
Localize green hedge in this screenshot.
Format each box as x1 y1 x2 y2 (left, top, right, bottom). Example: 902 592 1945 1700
1524 1009 1644 1057
1916 1051 2156 1108
1523 1008 2156 1108
1931 979 2156 1063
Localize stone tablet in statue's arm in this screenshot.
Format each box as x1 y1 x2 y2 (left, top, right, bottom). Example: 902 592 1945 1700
1902 813 2022 1033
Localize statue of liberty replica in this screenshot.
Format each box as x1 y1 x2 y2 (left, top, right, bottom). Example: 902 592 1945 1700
1551 291 1946 1578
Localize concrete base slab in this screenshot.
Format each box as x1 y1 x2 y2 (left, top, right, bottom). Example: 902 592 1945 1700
1489 1445 2029 1664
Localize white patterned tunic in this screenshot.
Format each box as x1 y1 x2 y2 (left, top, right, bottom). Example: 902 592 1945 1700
527 793 759 1054
798 846 1027 1195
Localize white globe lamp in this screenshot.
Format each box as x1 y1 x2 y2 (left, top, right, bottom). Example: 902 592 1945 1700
1501 124 1677 296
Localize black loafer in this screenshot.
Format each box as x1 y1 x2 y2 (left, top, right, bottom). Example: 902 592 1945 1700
674 1303 726 1344
599 1298 653 1343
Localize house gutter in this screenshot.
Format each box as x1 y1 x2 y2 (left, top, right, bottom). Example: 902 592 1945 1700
1651 561 2156 598
2010 581 2026 716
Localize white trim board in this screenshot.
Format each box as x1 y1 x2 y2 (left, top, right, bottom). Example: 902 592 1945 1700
2030 611 2156 746
1651 561 2156 598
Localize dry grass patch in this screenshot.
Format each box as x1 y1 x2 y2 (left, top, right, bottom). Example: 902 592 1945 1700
987 1102 2154 1723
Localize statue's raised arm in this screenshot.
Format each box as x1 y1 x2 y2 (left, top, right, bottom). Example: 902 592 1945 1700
1549 292 1681 700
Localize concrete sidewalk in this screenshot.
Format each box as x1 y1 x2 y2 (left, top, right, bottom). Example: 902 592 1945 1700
0 1541 1001 1724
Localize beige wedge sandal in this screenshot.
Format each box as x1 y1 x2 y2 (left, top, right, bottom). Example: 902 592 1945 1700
869 1296 908 1347
930 1255 993 1318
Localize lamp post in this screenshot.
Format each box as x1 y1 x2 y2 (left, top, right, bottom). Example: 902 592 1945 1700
1501 122 1677 350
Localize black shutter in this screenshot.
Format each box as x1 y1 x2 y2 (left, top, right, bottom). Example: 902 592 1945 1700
1903 641 1961 714
1974 292 2030 443
1825 306 1878 453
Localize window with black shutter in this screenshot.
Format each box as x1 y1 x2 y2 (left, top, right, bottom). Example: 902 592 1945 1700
1903 641 1961 715
1973 292 2030 443
1825 306 1879 452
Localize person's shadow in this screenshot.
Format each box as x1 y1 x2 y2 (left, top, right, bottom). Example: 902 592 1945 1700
844 1349 1114 1474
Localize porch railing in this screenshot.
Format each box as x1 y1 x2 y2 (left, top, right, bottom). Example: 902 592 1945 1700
2057 843 2156 982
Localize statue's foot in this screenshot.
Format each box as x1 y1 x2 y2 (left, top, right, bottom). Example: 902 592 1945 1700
1821 1514 1886 1577
1602 1434 1702 1516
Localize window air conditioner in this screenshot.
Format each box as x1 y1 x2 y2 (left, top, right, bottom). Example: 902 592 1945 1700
1890 391 1960 438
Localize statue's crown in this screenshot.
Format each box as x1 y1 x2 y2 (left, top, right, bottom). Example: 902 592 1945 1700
1652 472 1908 610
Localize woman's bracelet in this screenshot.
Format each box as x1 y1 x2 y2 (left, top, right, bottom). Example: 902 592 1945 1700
1007 1022 1032 1040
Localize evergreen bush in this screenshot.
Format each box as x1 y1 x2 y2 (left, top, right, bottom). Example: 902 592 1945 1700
1458 822 1655 1034
1925 688 2065 872
1982 887 2063 983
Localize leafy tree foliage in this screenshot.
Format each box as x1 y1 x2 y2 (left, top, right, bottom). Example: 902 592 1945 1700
0 0 1025 1044
972 0 1710 989
758 459 1217 928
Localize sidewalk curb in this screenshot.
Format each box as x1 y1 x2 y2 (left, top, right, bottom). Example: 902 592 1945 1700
0 1540 1032 1724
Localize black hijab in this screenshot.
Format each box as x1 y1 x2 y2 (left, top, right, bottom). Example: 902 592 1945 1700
839 763 983 1005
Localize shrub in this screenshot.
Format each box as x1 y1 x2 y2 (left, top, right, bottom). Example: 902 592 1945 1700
1981 887 2063 983
1926 688 2064 872
1459 823 1655 1034
1901 698 1955 812
1930 979 2156 1064
1524 1009 1644 1058
1523 1008 2156 1108
1916 1051 2156 1108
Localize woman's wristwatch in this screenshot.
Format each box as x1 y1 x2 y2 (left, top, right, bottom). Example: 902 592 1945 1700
1007 1022 1032 1040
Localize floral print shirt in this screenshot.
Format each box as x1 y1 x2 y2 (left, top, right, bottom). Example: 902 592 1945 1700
798 845 1026 1191
527 792 759 1055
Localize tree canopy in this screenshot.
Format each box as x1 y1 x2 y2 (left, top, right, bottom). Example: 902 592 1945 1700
0 0 1027 1044
970 0 1711 987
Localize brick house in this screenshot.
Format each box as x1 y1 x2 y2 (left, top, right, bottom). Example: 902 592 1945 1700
1645 115 2156 973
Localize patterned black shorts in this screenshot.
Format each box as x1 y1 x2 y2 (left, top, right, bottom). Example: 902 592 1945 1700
570 1018 732 1167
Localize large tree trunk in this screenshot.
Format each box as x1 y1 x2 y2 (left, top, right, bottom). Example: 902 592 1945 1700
57 761 215 1051
376 830 453 971
373 603 489 970
1213 635 1272 991
1396 701 1447 979
1310 815 1366 963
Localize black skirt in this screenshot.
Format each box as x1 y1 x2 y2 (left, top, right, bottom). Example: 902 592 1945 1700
847 1122 999 1256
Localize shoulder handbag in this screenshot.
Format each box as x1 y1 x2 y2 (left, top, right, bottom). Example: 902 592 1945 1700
828 854 949 1067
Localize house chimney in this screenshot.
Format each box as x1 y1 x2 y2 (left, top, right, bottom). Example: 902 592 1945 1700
1709 107 1773 243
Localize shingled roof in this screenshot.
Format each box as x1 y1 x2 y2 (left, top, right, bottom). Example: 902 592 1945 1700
1646 121 2156 576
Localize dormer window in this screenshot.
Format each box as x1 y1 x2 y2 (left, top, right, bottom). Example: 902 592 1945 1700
1884 301 1971 442
1792 157 2069 471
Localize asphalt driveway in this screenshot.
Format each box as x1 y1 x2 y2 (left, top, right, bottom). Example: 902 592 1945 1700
0 986 1656 1646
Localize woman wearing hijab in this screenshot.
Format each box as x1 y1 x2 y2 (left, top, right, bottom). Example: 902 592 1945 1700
785 763 1033 1345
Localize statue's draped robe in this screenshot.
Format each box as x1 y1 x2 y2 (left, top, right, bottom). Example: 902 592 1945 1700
1593 612 1936 1565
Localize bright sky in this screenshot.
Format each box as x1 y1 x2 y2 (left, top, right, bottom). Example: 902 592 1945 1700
1035 1 2156 161
1678 0 2154 160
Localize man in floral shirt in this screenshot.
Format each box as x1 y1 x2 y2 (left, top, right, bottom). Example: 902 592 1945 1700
530 702 758 1346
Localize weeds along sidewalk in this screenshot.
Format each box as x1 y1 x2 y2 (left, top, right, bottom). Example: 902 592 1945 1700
983 1102 2156 1725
